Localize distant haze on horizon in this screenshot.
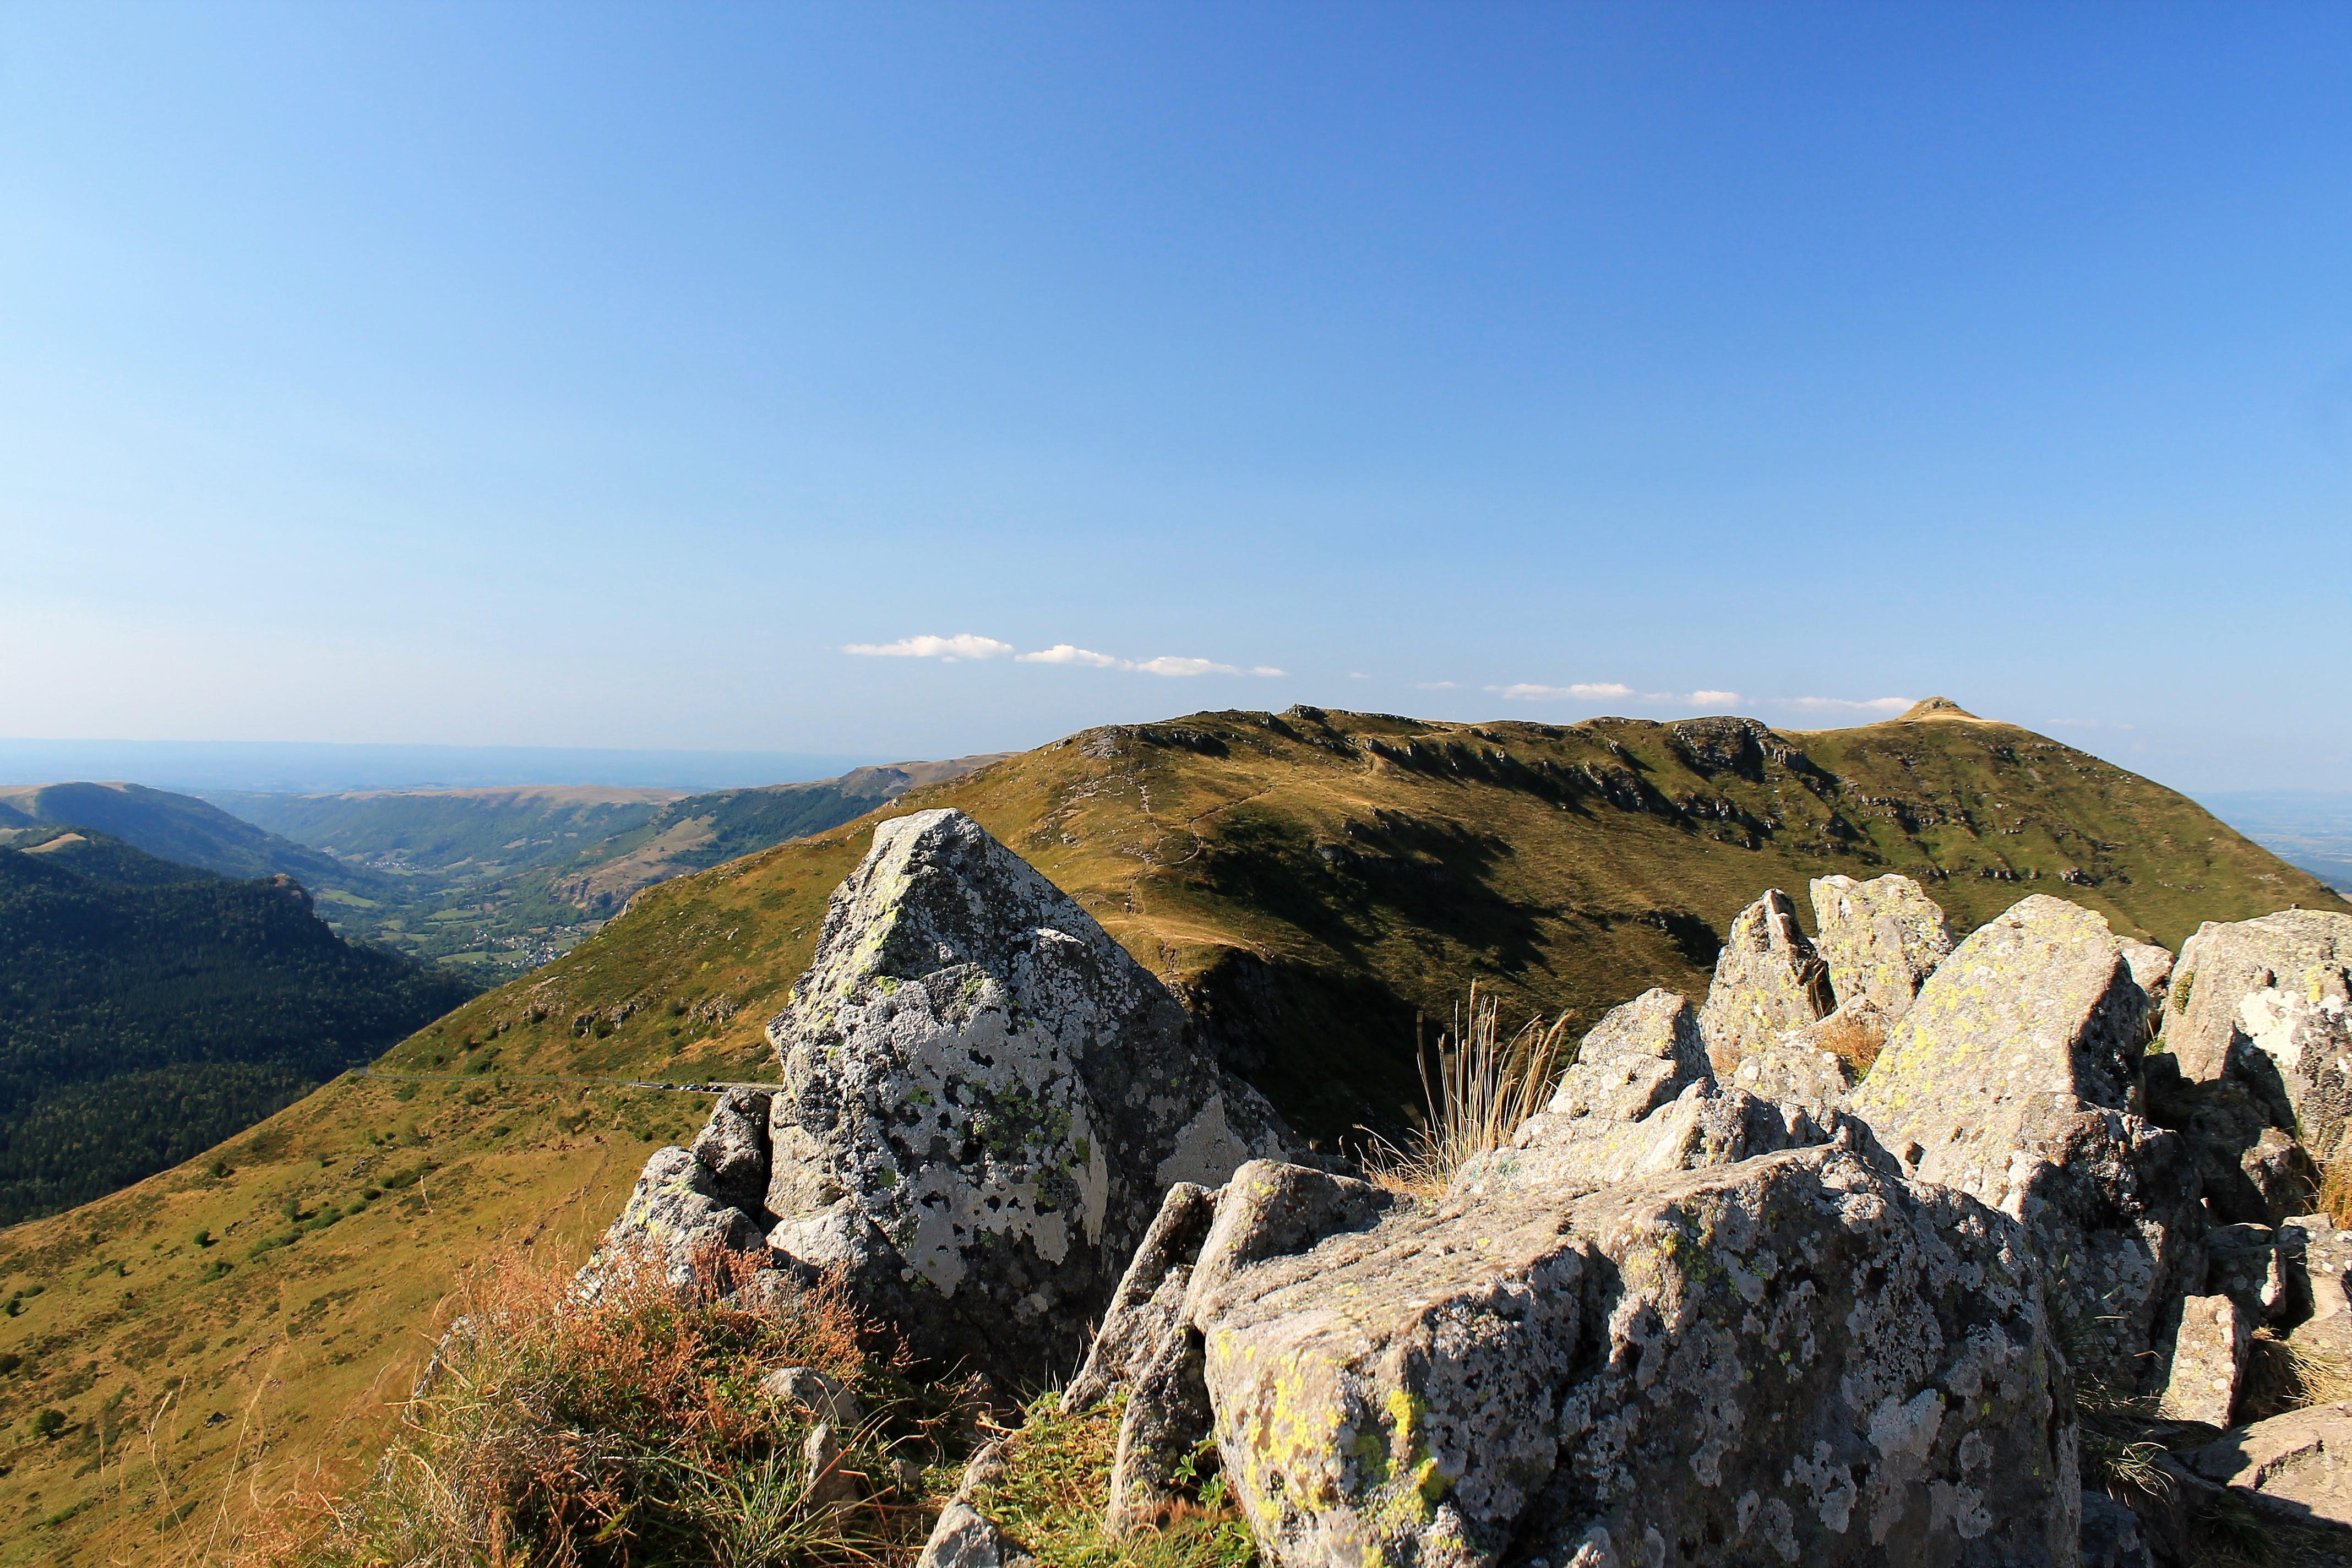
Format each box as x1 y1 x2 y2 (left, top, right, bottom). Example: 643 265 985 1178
3 4 2348 793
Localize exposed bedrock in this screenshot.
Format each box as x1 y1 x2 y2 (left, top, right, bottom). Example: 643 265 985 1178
1807 872 1956 1023
2162 909 2352 1164
599 807 1300 1379
1695 890 1830 1072
1087 1144 2073 1568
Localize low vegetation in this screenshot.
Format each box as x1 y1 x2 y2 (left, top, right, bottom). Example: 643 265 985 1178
968 1392 1256 1568
1362 984 1576 1195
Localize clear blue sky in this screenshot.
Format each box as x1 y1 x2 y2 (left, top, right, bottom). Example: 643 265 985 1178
4 3 2348 791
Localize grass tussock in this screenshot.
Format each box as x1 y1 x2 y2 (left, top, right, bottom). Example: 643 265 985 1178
2237 1331 2352 1426
1360 983 1577 1195
2315 1159 2352 1229
1812 1008 1885 1077
970 1391 1254 1568
249 1242 940 1568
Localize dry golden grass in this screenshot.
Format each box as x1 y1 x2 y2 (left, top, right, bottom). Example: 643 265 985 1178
1360 983 1576 1196
2239 1331 2352 1427
2315 1159 2352 1229
1812 1009 1887 1077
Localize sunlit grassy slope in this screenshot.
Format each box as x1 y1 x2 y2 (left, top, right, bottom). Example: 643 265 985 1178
1 703 2335 1563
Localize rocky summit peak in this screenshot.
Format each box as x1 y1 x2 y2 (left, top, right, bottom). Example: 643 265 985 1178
1897 695 1980 721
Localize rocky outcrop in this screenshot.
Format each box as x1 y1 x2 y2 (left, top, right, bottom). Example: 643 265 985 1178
1808 872 1955 1021
1454 988 1823 1201
1842 894 2198 1382
758 808 1295 1377
2180 1398 2352 1530
591 1145 768 1289
2154 1294 2250 1427
1695 890 1830 1071
1090 1142 2075 1567
2164 910 2352 1162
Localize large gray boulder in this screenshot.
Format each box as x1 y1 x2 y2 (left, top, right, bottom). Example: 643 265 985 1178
1809 872 1956 1021
2163 910 2352 1163
758 808 1293 1378
1696 890 1831 1071
1843 894 2200 1383
1113 1145 2075 1568
590 1144 769 1291
1454 988 1823 1201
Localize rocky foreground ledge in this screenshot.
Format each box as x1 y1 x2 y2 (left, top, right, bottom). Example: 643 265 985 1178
595 809 2352 1567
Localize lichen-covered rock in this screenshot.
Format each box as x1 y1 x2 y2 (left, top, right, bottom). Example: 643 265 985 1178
2078 1491 2157 1568
1843 894 2200 1382
589 1144 767 1289
1191 1144 2075 1568
1453 989 1823 1201
692 1085 774 1216
2181 1398 2352 1529
1062 1182 1217 1413
2205 1224 2288 1326
1730 1032 1856 1121
1696 890 1830 1071
2120 941 2175 1008
2154 1294 2249 1427
917 1500 1033 1568
2278 1215 2352 1359
1809 872 1956 1021
759 808 1294 1378
2164 910 2352 1161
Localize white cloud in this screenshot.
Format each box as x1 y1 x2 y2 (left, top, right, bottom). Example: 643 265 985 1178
1778 696 1913 714
1687 689 1742 706
1487 681 1635 701
1130 655 1287 678
1414 680 1459 690
1016 644 1124 667
1573 682 1636 698
842 633 1014 661
1348 672 1370 679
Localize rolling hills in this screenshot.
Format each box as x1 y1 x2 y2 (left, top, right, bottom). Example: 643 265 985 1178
0 783 360 892
0 701 2337 1564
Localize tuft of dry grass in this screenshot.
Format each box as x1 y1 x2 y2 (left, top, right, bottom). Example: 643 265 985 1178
2238 1331 2352 1426
1812 1008 1886 1077
246 1241 939 1568
1360 983 1576 1196
971 1391 1255 1567
2315 1159 2352 1229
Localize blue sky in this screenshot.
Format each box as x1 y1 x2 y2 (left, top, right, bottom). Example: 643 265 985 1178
3 4 2348 791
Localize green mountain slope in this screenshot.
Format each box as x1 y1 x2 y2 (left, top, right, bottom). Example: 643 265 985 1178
0 782 361 892
0 841 478 1224
208 784 685 875
0 703 2335 1565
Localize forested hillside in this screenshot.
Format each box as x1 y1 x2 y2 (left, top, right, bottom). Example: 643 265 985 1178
0 841 477 1223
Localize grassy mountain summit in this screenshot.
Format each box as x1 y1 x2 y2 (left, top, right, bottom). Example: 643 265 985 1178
0 704 2334 1564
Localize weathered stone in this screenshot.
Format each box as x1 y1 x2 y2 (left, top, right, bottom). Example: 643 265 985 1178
758 808 1294 1378
2206 1224 2288 1326
1452 988 1823 1201
917 1500 1030 1568
2079 1490 2157 1568
2279 1215 2352 1359
1191 1145 2074 1568
589 1144 767 1289
1809 872 1956 1021
1696 890 1831 1071
1103 1289 1215 1537
1729 1031 1856 1121
1843 894 2200 1381
691 1085 774 1216
2145 1056 2316 1227
2120 941 2175 1008
2164 910 2352 1160
2182 1397 2352 1529
760 1364 864 1428
1062 1182 1216 1413
2155 1294 2250 1427
803 1422 857 1505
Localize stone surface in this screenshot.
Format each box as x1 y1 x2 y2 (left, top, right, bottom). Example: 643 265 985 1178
2184 1398 2352 1529
2155 1294 2250 1427
2079 1490 2157 1568
2206 1224 2288 1326
1843 894 2200 1381
2120 941 2176 1008
1696 890 1831 1071
1188 1145 2074 1568
760 1364 864 1428
803 1422 857 1505
589 1144 767 1289
2164 910 2352 1161
2279 1215 2352 1359
755 808 1293 1378
690 1085 774 1217
2146 1055 2317 1227
1730 1032 1856 1121
1062 1181 1217 1413
917 1500 1030 1568
1809 872 1956 1021
1453 989 1823 1201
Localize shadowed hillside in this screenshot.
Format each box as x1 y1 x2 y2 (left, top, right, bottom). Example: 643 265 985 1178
0 703 2335 1564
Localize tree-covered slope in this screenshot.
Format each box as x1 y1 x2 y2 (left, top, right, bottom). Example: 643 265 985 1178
0 844 478 1223
0 782 360 890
